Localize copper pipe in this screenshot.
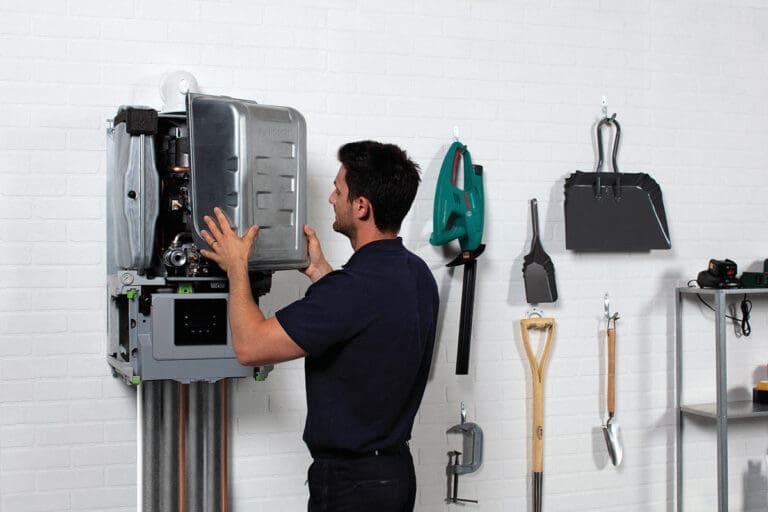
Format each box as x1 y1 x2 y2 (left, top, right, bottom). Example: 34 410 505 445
170 166 190 173
221 379 228 512
188 384 203 512
179 383 187 512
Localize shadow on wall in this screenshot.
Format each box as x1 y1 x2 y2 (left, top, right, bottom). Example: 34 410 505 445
589 311 611 472
744 459 768 512
406 143 448 251
649 269 682 512
510 314 533 509
429 267 456 383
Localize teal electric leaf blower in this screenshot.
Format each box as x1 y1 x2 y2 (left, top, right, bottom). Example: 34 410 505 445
430 141 485 375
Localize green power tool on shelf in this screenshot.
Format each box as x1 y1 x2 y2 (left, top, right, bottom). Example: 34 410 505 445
430 141 485 375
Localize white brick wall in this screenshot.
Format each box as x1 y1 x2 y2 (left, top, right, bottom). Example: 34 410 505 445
2 0 768 510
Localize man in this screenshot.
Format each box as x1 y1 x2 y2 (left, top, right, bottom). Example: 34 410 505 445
200 140 439 511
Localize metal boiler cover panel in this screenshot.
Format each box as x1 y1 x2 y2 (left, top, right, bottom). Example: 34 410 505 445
188 93 308 271
106 119 160 273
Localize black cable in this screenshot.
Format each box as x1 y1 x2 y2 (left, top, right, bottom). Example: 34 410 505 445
694 293 741 322
741 296 752 336
687 281 751 336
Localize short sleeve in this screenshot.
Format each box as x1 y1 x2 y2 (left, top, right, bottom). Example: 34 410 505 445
274 271 369 356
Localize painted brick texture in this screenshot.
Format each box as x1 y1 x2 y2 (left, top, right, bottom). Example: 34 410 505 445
2 1 768 511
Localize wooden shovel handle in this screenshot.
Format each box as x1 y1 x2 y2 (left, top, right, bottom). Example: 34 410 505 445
607 326 616 415
520 317 555 473
531 377 545 472
520 317 556 381
521 316 555 332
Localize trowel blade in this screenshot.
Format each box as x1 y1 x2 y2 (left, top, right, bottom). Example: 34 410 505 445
603 422 623 466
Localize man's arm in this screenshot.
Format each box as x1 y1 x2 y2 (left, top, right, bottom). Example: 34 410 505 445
225 263 307 366
200 208 307 366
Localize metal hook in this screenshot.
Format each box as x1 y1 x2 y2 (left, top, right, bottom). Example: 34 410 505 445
453 125 460 142
601 96 608 119
604 293 620 327
526 307 544 319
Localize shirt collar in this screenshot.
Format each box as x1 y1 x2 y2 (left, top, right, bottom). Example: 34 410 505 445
343 237 404 267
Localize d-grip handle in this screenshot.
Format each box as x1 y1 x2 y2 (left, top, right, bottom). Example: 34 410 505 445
594 115 622 200
520 318 555 473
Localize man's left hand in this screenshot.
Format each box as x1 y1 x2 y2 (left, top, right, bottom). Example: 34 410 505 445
200 207 259 273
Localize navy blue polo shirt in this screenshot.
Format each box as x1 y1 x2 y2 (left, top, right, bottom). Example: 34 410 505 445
275 237 439 455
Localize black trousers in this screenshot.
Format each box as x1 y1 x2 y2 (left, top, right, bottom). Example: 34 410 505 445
307 450 416 512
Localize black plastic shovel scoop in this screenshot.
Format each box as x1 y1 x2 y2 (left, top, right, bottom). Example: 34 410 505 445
523 199 558 304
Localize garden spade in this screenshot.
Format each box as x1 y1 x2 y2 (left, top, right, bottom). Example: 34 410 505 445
520 316 555 512
603 295 623 466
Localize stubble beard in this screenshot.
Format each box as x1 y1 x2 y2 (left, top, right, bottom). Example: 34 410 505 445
332 219 355 240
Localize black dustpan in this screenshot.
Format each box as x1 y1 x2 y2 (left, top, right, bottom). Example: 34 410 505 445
523 199 557 304
564 115 671 251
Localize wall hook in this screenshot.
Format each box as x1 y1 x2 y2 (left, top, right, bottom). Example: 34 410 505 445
604 293 620 327
527 307 544 319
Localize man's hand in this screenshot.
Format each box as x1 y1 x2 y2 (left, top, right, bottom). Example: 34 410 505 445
199 207 259 273
302 224 333 283
200 207 307 366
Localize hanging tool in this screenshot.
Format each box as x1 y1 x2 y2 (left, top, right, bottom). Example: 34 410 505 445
603 294 623 466
430 141 485 375
564 114 671 251
445 402 483 505
520 316 555 512
523 198 558 304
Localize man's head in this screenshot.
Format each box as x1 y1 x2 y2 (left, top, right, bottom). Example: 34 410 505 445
332 141 421 236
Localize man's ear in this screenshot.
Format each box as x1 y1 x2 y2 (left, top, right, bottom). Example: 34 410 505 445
354 196 372 221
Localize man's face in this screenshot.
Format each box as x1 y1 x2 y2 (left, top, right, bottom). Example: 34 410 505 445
329 165 355 238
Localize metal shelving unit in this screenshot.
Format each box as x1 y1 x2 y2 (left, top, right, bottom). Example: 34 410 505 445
675 286 768 512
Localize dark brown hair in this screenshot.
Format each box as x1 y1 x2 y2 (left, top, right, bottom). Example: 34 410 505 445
337 140 421 233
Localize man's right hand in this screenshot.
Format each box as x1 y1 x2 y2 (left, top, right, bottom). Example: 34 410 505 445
302 225 333 283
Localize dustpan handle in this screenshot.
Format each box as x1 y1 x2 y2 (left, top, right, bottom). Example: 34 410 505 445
596 115 621 173
530 199 540 241
595 115 622 200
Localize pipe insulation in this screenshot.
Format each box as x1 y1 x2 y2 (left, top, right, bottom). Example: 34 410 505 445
141 381 161 511
160 380 180 511
187 382 204 512
206 381 223 512
138 379 230 512
221 379 229 512
137 383 143 512
179 383 188 512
